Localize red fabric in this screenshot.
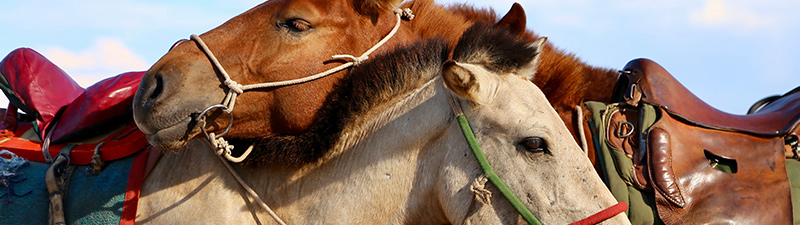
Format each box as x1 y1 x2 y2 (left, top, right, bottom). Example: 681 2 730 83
51 71 145 142
569 202 628 225
1 121 148 164
0 48 84 138
120 148 149 225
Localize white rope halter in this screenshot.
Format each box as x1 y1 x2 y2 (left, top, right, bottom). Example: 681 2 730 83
191 8 414 163
187 9 414 225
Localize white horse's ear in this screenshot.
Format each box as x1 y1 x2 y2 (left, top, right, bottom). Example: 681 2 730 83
443 60 496 104
518 37 547 81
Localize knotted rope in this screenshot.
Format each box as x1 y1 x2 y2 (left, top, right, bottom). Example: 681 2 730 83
191 8 414 163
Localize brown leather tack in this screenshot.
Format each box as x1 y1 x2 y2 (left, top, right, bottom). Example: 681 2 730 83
606 106 651 190
625 84 642 107
647 128 684 207
621 58 800 136
648 111 791 225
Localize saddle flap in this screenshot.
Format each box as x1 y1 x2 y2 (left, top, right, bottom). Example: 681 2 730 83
50 71 145 143
618 58 800 136
0 48 85 137
646 108 792 224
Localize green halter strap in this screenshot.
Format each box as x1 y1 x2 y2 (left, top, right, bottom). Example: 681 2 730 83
445 88 542 225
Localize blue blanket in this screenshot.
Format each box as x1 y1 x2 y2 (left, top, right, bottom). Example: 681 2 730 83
1 152 136 224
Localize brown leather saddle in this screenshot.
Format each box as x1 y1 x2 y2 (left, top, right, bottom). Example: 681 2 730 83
602 58 800 224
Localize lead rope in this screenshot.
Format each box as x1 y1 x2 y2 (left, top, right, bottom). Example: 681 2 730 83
191 8 414 163
189 8 414 225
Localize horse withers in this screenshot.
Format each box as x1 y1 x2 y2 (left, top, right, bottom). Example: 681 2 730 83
134 23 629 224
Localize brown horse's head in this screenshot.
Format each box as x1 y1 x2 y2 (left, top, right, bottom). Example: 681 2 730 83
133 0 419 150
133 0 530 151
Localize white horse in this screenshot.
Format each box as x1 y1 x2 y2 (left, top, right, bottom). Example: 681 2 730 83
135 24 628 224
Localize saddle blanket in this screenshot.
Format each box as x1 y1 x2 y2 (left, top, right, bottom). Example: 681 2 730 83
0 149 148 224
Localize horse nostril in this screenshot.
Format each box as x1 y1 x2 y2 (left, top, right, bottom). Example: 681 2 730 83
149 73 164 101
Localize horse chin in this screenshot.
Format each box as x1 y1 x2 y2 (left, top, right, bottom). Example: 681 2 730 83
142 117 202 151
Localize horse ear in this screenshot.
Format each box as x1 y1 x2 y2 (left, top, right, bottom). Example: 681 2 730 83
518 37 547 81
443 60 496 104
353 0 404 16
496 3 527 35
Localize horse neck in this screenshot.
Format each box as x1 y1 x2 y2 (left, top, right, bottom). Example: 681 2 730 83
236 78 453 222
403 0 472 47
534 44 619 111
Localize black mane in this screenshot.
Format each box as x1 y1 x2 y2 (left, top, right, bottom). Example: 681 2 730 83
453 22 539 74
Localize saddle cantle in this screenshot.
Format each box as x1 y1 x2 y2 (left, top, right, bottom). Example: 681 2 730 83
591 58 800 224
614 58 800 136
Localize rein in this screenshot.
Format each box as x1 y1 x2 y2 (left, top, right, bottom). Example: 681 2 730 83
444 91 627 224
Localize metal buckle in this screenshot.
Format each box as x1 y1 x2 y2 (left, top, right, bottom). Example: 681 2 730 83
786 134 799 159
617 121 635 138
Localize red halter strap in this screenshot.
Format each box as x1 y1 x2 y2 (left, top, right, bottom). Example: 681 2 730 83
569 201 628 225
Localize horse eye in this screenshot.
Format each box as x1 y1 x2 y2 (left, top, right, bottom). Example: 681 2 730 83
519 137 549 154
281 19 312 32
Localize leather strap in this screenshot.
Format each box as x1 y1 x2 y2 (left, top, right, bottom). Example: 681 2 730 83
0 104 17 137
45 144 77 225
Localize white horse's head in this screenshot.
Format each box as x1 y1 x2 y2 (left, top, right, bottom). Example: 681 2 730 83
437 23 629 224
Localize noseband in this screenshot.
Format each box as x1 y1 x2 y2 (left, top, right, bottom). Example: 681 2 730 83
189 8 414 163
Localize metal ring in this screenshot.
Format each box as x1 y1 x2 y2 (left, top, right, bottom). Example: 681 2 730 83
197 105 234 138
617 121 635 138
58 153 71 166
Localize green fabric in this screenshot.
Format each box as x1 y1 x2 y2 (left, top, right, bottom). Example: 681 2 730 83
785 158 800 224
456 115 541 225
585 101 663 225
710 162 735 173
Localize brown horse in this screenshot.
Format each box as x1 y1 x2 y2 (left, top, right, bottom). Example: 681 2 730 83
132 0 615 166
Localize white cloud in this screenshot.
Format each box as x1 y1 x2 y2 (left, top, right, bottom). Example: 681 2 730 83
690 0 777 31
41 38 149 87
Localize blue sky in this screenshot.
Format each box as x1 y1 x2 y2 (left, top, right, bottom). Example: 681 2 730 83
1 0 798 114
